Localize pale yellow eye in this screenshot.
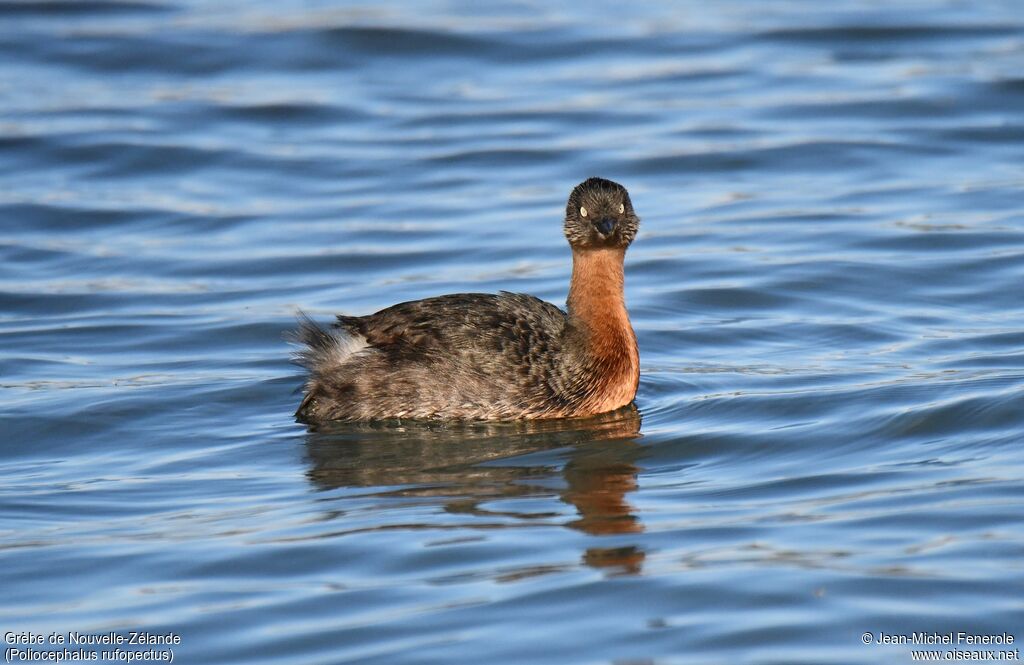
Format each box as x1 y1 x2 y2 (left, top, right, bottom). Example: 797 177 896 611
618 203 625 214
580 206 588 218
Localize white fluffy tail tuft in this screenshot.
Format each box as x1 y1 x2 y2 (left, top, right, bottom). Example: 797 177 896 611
291 312 368 373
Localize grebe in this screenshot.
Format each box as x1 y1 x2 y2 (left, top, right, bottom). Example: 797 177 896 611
294 177 640 422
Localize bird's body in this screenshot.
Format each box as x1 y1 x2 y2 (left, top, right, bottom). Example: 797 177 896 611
295 178 640 423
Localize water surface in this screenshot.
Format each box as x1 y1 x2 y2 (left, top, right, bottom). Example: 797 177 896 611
2 1 1023 663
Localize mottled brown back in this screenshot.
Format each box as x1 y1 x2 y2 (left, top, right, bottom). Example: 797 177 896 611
295 292 599 421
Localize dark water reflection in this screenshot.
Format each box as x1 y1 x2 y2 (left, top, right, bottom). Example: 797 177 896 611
305 409 647 575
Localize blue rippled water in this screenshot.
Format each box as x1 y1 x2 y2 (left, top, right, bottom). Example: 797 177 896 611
2 1 1023 663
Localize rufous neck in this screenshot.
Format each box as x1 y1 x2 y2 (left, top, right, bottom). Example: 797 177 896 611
567 247 628 325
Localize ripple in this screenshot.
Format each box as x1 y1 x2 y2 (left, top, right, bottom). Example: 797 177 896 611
630 139 951 175
0 0 170 16
758 24 1019 44
211 101 370 125
314 25 498 56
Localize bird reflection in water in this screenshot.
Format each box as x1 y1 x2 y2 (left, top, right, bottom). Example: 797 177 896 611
302 407 646 575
